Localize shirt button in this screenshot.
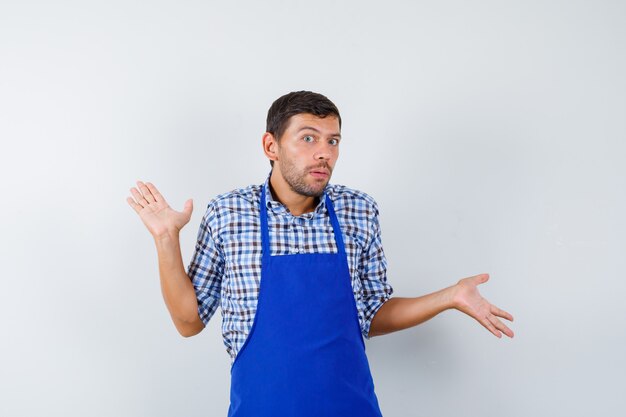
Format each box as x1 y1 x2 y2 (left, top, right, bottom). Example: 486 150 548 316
293 248 300 254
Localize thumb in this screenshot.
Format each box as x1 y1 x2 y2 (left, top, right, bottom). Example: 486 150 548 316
183 198 193 216
474 273 490 284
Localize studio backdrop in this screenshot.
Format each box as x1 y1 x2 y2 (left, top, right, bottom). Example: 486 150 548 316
1 1 624 416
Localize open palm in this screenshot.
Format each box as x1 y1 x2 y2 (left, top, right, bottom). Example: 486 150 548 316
453 274 515 338
127 180 193 239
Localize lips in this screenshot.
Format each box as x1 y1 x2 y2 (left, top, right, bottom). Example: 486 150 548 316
309 168 330 178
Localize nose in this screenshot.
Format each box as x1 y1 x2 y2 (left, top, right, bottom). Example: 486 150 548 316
313 142 334 161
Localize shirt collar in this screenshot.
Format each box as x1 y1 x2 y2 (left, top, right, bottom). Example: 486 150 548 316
263 171 329 218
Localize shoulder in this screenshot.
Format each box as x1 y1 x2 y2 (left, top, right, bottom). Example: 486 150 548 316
204 183 262 224
326 184 382 247
326 184 379 216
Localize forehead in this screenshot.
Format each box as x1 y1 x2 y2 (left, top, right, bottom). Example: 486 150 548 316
283 113 341 135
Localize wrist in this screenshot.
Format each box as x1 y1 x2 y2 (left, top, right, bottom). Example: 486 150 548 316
442 284 460 311
153 229 180 245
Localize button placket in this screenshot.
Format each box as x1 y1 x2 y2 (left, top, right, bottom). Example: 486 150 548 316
298 216 308 253
291 217 300 254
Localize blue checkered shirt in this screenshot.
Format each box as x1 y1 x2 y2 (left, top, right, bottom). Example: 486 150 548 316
187 174 393 364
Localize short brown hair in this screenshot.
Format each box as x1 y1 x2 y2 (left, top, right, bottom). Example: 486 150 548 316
266 91 341 141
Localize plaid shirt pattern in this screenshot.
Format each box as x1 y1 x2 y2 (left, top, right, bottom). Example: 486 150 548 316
187 175 393 364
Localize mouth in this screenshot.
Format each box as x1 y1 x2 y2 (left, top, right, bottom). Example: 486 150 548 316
309 168 330 179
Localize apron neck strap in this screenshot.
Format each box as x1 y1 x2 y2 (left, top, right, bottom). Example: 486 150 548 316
324 193 347 255
260 183 346 258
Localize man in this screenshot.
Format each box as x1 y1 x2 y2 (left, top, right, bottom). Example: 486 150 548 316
127 91 514 416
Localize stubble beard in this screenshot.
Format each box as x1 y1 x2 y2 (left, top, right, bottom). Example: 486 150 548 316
280 157 332 198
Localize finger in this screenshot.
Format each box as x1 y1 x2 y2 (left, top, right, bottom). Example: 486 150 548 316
480 315 502 338
488 314 514 338
126 196 142 214
130 187 149 207
137 181 155 204
490 304 514 322
145 182 165 204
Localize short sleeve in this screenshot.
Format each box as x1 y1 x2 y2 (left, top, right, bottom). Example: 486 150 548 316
187 204 224 325
359 200 393 339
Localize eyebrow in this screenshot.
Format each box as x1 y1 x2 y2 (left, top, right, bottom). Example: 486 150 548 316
296 126 341 138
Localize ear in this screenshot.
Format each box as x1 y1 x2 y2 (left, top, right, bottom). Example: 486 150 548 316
262 132 279 164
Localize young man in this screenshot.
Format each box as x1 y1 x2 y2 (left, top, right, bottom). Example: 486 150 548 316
127 91 514 417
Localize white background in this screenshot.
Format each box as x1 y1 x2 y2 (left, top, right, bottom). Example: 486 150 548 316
1 1 625 416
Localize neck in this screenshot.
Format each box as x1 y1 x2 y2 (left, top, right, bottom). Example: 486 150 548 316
269 169 319 216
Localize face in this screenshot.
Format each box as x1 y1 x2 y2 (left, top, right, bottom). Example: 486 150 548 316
274 113 341 197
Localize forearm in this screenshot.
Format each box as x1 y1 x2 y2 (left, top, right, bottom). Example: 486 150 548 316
154 233 204 336
368 285 456 337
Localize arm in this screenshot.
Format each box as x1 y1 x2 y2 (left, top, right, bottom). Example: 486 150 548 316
154 233 205 337
127 180 204 337
368 273 514 338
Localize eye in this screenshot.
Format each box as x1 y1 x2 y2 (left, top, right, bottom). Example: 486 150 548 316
303 135 314 143
329 138 339 146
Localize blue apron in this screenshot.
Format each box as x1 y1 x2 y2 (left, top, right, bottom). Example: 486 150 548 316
227 185 383 417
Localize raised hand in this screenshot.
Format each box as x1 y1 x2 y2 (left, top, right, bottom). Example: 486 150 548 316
452 274 514 338
126 180 193 240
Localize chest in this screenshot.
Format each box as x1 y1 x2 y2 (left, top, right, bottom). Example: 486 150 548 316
216 209 369 299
